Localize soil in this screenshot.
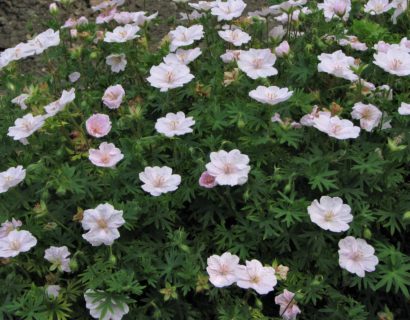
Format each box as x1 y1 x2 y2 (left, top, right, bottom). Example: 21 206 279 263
0 0 266 50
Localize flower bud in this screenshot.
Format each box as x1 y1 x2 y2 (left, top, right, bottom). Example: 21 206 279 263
363 228 372 239
403 211 410 221
49 3 58 14
109 254 117 265
275 41 290 57
69 258 78 272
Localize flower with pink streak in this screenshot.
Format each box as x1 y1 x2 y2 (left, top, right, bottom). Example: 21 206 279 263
102 85 125 109
275 290 301 320
199 171 217 188
275 41 290 57
313 112 360 140
89 142 124 168
86 114 112 138
0 218 22 238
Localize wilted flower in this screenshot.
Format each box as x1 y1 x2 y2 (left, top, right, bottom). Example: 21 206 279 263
147 63 194 92
205 149 250 186
318 0 351 22
249 86 293 106
169 25 204 51
0 166 26 194
275 290 302 320
236 259 277 295
300 106 321 127
211 0 247 21
102 84 125 109
218 29 251 46
220 49 242 63
84 289 129 320
163 48 202 65
339 36 368 51
106 53 127 73
155 112 195 137
11 94 30 110
44 88 76 116
313 112 360 139
398 102 410 115
68 71 81 83
390 0 407 24
0 230 37 258
88 142 124 168
364 0 390 15
44 246 71 272
317 50 358 81
81 203 125 246
199 171 218 188
237 49 278 79
0 218 22 238
373 47 410 76
338 236 379 277
307 196 353 232
139 166 181 196
223 68 240 86
7 113 45 145
104 24 140 43
351 102 382 132
206 252 240 287
86 114 112 138
275 265 289 281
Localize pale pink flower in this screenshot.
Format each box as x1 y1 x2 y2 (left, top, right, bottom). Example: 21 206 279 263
86 114 112 138
373 47 410 76
88 142 124 168
317 50 358 81
189 1 216 11
106 53 127 73
44 246 71 272
390 0 407 24
199 171 218 188
338 236 379 277
129 11 158 26
139 166 181 196
70 29 78 38
96 7 117 24
29 29 60 55
92 0 125 12
373 40 391 53
104 24 140 43
163 48 202 65
275 290 301 320
351 102 382 132
339 36 368 51
169 25 204 51
85 289 129 320
313 112 360 139
275 41 290 57
0 166 26 194
69 71 81 83
236 259 277 295
0 218 22 238
269 25 286 41
307 196 353 232
218 29 251 46
102 85 125 109
147 63 194 92
0 230 37 258
220 49 242 63
364 0 390 15
249 86 293 106
237 49 278 79
300 106 321 127
44 88 76 117
155 112 195 137
46 285 61 299
206 252 240 287
205 149 250 186
318 0 351 22
7 113 45 144
211 0 247 21
11 94 30 110
398 102 410 115
400 37 410 52
82 203 125 246
179 10 204 21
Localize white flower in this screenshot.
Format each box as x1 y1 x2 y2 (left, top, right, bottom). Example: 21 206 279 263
0 218 22 238
205 149 250 186
45 88 76 116
88 142 124 168
81 203 125 246
46 285 61 299
69 71 81 83
155 112 195 137
300 106 321 127
398 102 410 115
29 29 60 54
163 48 202 65
139 166 181 196
147 63 194 92
206 252 240 287
364 0 390 15
104 24 140 43
390 0 407 24
218 29 251 46
211 0 247 21
169 25 204 51
339 36 368 51
220 49 242 63
237 49 278 80
351 102 382 132
373 47 410 76
275 40 290 57
85 290 130 320
249 86 293 106
106 53 127 73
44 246 71 272
269 25 286 41
0 165 26 194
11 94 30 110
189 1 216 11
317 50 358 81
7 113 45 144
318 0 351 22
0 230 37 258
236 259 277 295
338 236 379 277
179 10 204 21
313 112 361 140
307 196 353 232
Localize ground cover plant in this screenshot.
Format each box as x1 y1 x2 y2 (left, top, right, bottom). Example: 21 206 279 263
0 0 410 319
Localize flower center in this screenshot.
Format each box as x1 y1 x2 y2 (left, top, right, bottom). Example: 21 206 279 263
250 275 260 284
351 251 363 261
119 30 128 38
331 124 342 135
266 92 277 101
390 58 403 70
169 120 180 130
153 176 165 188
100 153 111 164
223 164 234 174
253 58 263 69
10 240 21 251
97 218 108 229
219 264 229 276
166 72 175 83
361 108 373 120
324 211 335 222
